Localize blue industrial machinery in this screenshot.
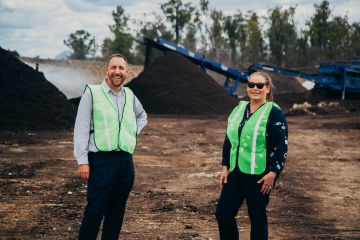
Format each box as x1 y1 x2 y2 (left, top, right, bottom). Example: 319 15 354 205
250 62 360 99
143 37 360 99
143 37 248 95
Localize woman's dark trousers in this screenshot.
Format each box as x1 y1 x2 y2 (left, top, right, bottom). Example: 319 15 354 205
215 171 269 240
78 151 135 240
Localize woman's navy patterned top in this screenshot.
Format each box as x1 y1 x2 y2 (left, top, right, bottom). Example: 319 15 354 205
222 102 288 175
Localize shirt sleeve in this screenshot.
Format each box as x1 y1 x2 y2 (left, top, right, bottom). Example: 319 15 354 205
134 95 147 135
222 135 231 167
267 106 288 173
73 88 92 165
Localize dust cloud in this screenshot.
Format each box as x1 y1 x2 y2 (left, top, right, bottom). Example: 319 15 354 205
22 61 99 99
21 58 143 99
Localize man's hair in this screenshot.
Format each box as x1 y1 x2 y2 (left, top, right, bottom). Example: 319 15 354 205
106 54 128 67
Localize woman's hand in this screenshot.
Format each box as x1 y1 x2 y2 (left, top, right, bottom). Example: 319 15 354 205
79 164 90 181
258 171 276 194
219 166 229 190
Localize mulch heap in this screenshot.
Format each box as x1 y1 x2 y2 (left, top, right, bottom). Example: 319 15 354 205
126 52 238 115
0 47 76 131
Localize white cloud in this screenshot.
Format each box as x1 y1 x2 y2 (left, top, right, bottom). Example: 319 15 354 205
64 0 100 12
0 0 115 57
0 0 359 58
125 1 162 19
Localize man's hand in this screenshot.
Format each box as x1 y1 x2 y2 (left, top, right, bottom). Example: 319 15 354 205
78 164 90 181
219 166 229 190
258 171 276 194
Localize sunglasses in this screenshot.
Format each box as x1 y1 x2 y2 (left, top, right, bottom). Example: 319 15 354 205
247 82 268 89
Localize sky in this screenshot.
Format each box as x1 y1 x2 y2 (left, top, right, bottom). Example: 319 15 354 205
0 0 359 59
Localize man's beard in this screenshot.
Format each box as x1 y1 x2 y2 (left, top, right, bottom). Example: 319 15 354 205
108 74 124 87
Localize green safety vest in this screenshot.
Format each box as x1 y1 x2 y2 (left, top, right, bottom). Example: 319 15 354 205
87 84 137 154
226 101 278 174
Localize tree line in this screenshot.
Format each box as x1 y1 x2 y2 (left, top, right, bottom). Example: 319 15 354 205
64 0 360 68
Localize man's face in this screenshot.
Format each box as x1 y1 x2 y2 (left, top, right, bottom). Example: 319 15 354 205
105 57 130 88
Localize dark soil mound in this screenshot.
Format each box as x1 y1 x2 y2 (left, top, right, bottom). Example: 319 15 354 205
126 52 238 115
267 72 306 94
0 47 76 130
273 90 325 112
274 89 360 114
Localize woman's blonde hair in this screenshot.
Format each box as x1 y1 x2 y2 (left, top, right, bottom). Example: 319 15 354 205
249 71 274 102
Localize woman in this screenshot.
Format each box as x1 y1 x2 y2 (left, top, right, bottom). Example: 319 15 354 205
215 71 288 240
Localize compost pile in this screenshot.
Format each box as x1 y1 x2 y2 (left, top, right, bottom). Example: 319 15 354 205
127 52 238 115
273 89 360 114
0 47 76 130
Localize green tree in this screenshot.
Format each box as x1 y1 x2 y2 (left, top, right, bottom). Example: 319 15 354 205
306 0 331 61
64 30 96 60
244 12 265 63
266 6 297 66
197 0 211 53
294 30 311 66
182 3 202 52
134 13 174 63
136 14 174 42
199 0 209 13
327 16 350 60
224 12 246 62
209 9 226 60
349 22 360 57
160 0 195 44
182 22 197 51
102 6 135 62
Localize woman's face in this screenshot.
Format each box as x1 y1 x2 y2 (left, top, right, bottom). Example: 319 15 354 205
247 74 270 103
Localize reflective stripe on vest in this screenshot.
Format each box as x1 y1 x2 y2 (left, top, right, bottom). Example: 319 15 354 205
227 101 274 174
226 101 247 172
87 84 137 153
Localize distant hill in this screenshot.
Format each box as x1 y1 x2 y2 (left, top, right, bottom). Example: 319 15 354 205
54 50 73 60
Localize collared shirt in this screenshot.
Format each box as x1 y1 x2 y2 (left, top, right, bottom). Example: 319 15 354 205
74 80 147 165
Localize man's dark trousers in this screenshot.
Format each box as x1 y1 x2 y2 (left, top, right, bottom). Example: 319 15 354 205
79 151 135 240
215 171 269 240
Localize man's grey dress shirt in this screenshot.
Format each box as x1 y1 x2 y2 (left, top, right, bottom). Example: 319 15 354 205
74 80 147 165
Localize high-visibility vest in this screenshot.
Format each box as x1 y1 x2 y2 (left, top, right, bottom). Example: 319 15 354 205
87 84 137 154
226 101 278 174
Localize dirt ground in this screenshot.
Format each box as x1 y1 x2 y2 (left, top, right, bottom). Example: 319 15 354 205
0 111 359 240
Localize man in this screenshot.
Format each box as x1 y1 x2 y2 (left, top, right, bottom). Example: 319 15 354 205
74 54 147 240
